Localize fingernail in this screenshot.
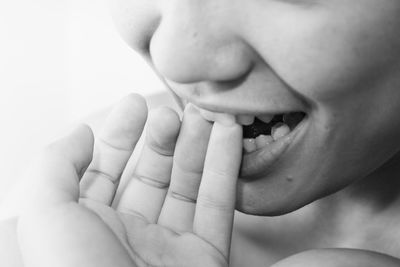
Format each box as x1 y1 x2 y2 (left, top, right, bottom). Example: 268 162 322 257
184 103 197 113
216 114 236 126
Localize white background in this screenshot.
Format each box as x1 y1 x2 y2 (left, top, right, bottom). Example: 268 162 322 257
0 0 165 203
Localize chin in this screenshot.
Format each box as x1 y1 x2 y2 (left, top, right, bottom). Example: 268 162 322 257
235 183 306 217
235 199 307 217
234 171 338 217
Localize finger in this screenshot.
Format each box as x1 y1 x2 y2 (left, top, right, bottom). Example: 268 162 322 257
23 125 94 211
193 119 242 259
117 107 180 223
157 104 212 233
80 94 147 205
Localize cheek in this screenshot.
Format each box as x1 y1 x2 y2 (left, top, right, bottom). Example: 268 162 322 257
248 7 400 104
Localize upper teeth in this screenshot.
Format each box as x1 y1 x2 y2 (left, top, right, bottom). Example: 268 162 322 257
197 108 257 126
236 115 255 125
237 114 277 125
258 114 274 123
194 105 277 126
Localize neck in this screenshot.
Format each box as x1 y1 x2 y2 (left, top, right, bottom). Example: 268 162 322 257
310 152 400 241
336 151 400 212
289 153 400 248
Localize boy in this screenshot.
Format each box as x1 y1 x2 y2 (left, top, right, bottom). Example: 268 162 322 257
2 0 400 266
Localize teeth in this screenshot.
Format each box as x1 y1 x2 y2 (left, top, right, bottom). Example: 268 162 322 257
193 104 300 144
244 124 290 153
271 123 291 140
243 138 257 153
237 115 255 126
283 112 305 129
255 135 273 149
257 114 274 123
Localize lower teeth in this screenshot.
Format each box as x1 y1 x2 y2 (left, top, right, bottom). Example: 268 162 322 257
242 111 306 153
242 112 305 139
243 138 257 153
256 134 273 147
243 122 291 153
271 123 290 140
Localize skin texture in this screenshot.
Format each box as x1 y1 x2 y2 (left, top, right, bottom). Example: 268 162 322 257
109 0 400 215
10 94 400 267
1 1 400 266
16 94 243 267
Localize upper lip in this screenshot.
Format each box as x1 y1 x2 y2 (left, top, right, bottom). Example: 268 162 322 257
185 98 304 116
187 99 258 115
164 78 308 115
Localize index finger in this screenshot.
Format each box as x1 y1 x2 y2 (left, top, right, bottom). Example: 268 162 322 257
193 119 242 259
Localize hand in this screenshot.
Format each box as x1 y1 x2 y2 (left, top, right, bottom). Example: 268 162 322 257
17 94 242 267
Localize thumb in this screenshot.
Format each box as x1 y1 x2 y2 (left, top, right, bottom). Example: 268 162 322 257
24 125 94 211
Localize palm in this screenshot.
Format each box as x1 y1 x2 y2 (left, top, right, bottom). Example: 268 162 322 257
81 198 226 267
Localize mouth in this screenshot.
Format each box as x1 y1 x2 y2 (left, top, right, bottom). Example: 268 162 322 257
194 105 307 180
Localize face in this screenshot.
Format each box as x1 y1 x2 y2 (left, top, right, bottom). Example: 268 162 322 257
110 0 400 215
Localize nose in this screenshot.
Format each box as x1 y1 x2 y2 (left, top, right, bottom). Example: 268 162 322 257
149 1 255 84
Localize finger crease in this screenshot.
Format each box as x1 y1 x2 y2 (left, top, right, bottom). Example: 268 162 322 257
118 207 150 223
133 174 169 189
86 169 119 184
98 137 133 152
148 142 174 157
170 191 197 203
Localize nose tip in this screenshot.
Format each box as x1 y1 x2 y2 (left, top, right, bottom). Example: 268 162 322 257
149 5 255 84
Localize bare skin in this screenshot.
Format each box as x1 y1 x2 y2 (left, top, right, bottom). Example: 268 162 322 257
109 0 400 215
1 93 400 266
106 0 400 264
231 159 400 266
3 1 400 266
7 94 242 267
0 1 397 266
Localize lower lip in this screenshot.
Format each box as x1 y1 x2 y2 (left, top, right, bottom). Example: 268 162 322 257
239 117 308 180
